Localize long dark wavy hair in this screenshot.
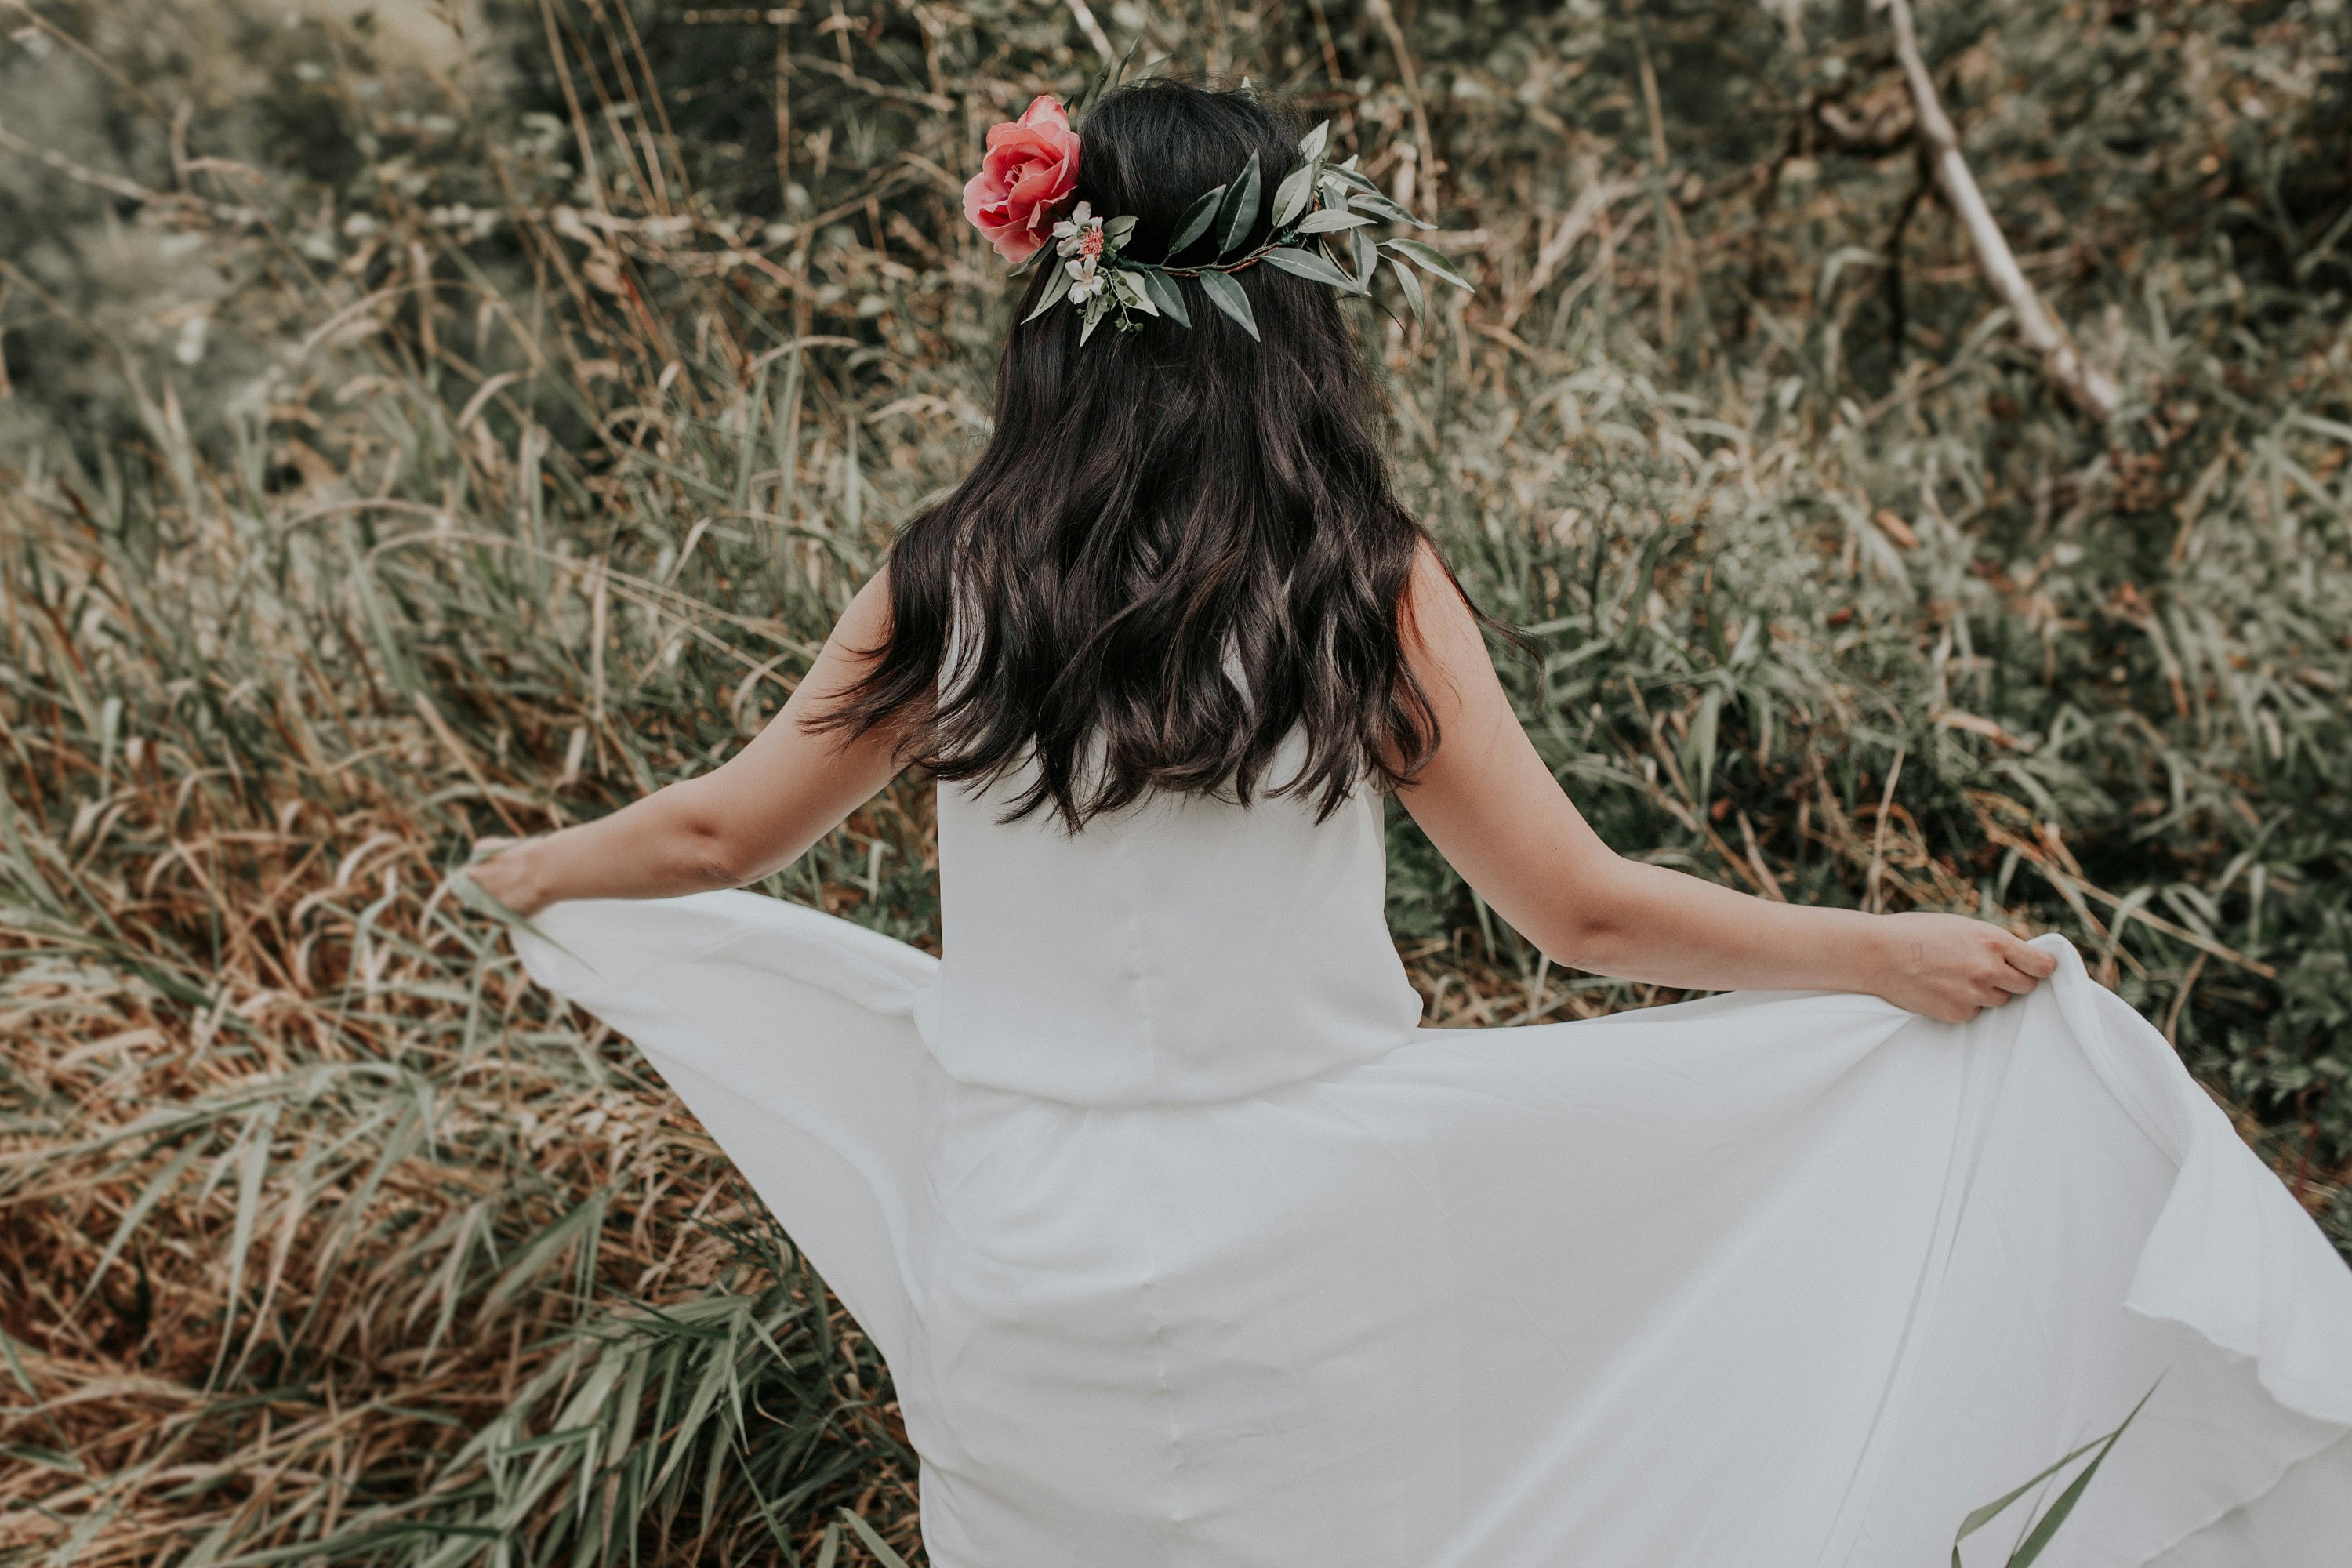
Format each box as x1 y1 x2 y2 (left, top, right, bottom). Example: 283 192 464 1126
817 79 1451 829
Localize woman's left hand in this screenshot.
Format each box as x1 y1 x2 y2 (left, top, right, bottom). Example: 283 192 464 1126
465 837 550 919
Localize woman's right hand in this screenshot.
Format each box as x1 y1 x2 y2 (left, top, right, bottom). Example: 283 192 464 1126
1873 912 2058 1022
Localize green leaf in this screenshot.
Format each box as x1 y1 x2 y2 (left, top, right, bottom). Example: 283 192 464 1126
1168 184 1225 256
1260 245 1358 291
1387 237 1475 292
1103 214 1138 249
78 1138 205 1308
1067 33 1139 122
1293 209 1374 234
1139 267 1191 327
1690 688 1722 804
3 1445 82 1474
1272 161 1319 230
1349 226 1380 289
479 1190 607 1320
1951 1381 2161 1568
1196 269 1258 340
1388 256 1426 322
1216 151 1261 257
1023 260 1075 322
1349 188 1432 229
212 1102 281 1378
1112 267 1157 316
1298 121 1331 162
838 1509 913 1568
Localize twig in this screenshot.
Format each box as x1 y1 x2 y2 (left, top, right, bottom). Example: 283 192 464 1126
1883 151 1930 369
1364 0 1438 220
1501 174 1639 331
411 693 527 837
1865 743 1906 913
1885 0 2120 421
1972 811 2278 979
788 53 954 112
1063 0 1115 62
1737 811 1788 902
2161 950 2208 1045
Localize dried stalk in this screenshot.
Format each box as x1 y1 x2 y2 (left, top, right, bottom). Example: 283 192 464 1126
1886 0 2121 420
1064 0 1114 63
1365 0 1439 220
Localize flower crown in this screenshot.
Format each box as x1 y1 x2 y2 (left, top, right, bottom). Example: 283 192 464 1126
961 93 1472 344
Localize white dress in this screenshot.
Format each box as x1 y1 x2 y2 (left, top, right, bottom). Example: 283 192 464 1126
517 764 2352 1566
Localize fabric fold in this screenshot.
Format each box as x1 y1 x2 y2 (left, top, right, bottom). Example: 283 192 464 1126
515 886 2352 1567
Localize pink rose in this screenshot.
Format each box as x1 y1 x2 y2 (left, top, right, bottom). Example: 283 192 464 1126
963 95 1080 264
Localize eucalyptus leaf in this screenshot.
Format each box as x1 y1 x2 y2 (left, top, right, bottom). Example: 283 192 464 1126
1113 268 1157 315
1272 162 1319 230
1348 189 1431 229
1216 151 1261 257
1294 209 1374 235
1196 269 1258 340
1168 184 1225 256
1387 237 1475 292
1298 120 1330 162
1260 245 1357 291
1023 262 1076 322
1349 226 1380 289
1388 256 1426 323
1140 267 1192 328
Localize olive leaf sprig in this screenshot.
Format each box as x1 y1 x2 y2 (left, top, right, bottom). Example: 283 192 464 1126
1022 120 1475 343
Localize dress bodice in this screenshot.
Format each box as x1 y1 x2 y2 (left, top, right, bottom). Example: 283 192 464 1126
913 759 1425 1106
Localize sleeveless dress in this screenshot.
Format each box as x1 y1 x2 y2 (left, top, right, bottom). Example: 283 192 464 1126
515 764 2352 1566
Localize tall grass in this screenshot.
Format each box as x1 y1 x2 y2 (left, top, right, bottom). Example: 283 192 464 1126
2 1 2349 1563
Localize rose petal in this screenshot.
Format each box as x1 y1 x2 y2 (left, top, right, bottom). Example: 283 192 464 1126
1018 94 1070 135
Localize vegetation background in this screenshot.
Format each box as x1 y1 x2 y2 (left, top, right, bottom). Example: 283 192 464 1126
2 0 2349 1562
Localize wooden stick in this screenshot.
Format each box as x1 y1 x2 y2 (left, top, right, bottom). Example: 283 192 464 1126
1366 0 1439 220
1885 0 2121 421
1063 0 1114 63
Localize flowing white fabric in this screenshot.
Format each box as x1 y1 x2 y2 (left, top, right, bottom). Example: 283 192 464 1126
517 771 2352 1566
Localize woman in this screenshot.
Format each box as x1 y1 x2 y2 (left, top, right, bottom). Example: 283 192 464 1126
468 81 2352 1566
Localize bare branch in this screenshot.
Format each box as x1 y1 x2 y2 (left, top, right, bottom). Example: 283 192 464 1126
1063 0 1115 64
1886 0 2121 422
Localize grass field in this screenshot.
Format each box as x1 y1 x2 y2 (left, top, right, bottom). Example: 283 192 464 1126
3 1 2350 1563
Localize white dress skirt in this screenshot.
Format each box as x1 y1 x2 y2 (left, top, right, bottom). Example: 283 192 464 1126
517 768 2352 1566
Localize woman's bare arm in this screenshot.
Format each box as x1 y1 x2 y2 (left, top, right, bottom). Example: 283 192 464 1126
1394 549 2053 1022
465 569 903 917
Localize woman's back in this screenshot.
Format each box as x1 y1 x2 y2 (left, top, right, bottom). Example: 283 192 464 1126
921 754 1423 1106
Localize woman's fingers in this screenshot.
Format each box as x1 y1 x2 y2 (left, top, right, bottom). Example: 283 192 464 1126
2008 936 2060 976
1987 964 2039 996
1966 935 2061 1011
